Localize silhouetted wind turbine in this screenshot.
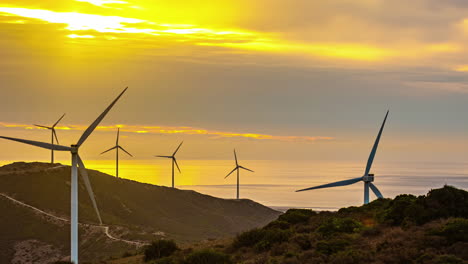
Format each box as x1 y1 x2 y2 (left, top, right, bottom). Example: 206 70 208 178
0 87 128 264
296 111 389 205
34 113 66 163
100 128 133 178
225 149 254 200
155 141 183 188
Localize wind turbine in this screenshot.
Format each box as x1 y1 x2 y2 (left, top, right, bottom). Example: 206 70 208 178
100 128 133 178
34 113 66 163
225 149 254 200
296 110 389 205
0 87 128 264
155 141 183 188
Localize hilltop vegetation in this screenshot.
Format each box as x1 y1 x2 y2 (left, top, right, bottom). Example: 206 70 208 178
0 162 280 263
110 185 468 264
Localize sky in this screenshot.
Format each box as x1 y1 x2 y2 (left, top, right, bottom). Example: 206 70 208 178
2 0 468 165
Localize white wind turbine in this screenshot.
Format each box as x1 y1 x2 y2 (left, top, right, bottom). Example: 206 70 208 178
0 87 128 264
155 141 183 188
225 149 254 200
100 128 133 178
296 111 389 205
33 113 66 163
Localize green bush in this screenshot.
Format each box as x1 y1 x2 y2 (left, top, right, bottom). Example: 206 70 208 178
292 234 311 250
316 238 350 255
266 220 290 230
381 194 418 225
433 255 465 264
330 249 372 264
232 228 291 251
144 240 179 262
317 217 363 236
183 249 232 264
380 186 468 226
278 209 316 224
232 228 265 248
433 218 468 243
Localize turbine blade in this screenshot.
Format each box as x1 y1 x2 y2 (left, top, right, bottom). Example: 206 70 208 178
369 182 384 198
0 136 71 151
119 145 133 157
155 155 172 158
296 177 363 192
173 158 181 173
116 128 120 145
77 155 102 225
77 87 128 147
234 149 238 166
224 167 237 179
53 113 66 127
52 129 59 145
364 110 389 176
100 146 117 155
173 141 183 156
34 124 51 129
240 166 254 172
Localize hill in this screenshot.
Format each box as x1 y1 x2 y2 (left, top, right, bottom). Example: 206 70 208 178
109 185 468 264
0 162 280 263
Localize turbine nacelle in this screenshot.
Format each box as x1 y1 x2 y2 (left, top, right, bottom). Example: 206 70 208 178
362 174 374 182
71 144 79 154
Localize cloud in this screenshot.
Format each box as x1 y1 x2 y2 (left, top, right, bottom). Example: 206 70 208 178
0 122 334 142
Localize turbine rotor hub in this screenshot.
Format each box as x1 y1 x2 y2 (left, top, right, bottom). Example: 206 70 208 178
71 144 79 154
363 174 374 182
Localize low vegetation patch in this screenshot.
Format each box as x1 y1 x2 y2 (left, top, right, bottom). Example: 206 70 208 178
109 186 468 264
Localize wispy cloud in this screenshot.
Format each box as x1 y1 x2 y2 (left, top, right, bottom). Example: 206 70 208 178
0 122 333 142
75 0 128 8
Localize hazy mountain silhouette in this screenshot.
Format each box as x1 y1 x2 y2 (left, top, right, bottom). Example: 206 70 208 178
0 162 280 263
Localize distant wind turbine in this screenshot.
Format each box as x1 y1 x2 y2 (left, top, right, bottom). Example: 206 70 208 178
100 128 133 178
296 110 389 205
34 113 66 163
0 87 128 264
225 149 254 200
155 141 183 188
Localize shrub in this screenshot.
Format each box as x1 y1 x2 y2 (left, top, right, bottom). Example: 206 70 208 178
433 255 465 264
278 209 316 225
266 220 290 230
232 228 291 251
317 217 363 236
151 257 175 264
316 238 350 255
330 249 372 264
232 228 265 248
144 240 179 262
381 194 418 225
183 249 232 264
433 218 468 243
292 234 311 250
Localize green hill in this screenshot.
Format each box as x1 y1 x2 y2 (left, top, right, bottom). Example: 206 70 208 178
109 185 468 264
0 162 280 263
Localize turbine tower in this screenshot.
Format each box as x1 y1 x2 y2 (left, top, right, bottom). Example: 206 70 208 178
34 113 66 163
155 141 183 188
100 128 133 178
296 110 389 205
0 87 128 264
225 149 254 200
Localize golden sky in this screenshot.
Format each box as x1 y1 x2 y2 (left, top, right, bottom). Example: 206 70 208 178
1 0 468 163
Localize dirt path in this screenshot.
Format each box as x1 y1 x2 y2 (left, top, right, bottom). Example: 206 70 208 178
0 193 148 247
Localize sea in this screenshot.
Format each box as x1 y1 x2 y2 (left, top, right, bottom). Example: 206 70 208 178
1 159 467 211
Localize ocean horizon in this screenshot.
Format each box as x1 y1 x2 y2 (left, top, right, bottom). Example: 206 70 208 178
1 159 467 210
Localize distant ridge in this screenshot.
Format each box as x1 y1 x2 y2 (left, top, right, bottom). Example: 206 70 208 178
0 162 280 263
